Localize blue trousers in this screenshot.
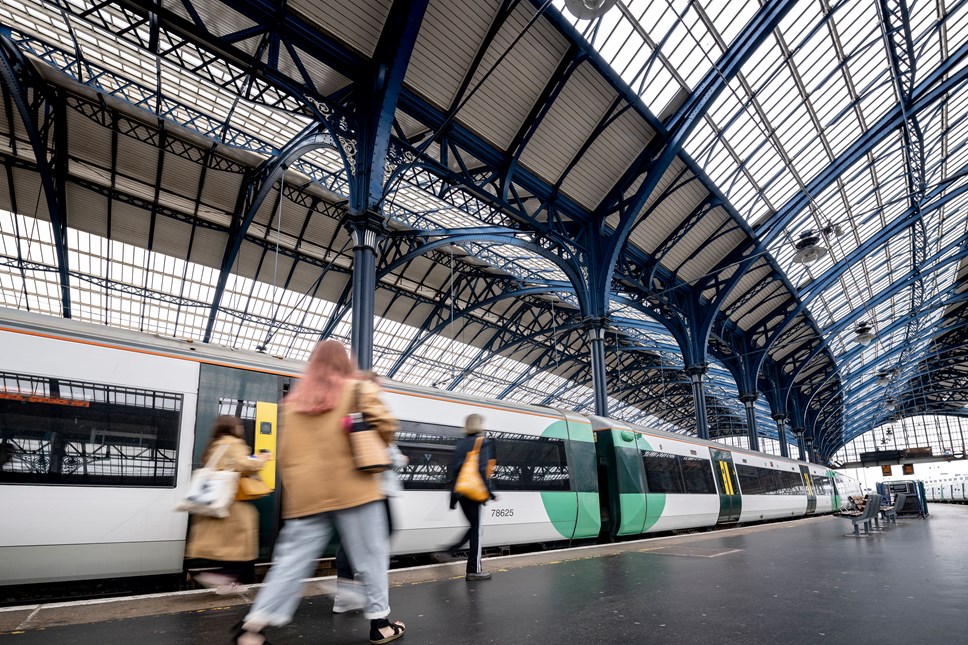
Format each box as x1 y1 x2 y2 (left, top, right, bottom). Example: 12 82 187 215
246 500 390 625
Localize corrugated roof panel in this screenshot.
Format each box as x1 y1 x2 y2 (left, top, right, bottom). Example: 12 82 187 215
301 208 344 251
630 179 713 256
255 252 295 286
287 48 351 97
187 225 227 269
200 162 245 216
163 0 256 43
675 227 748 284
561 103 654 211
160 150 202 202
405 0 499 110
150 215 193 260
252 186 281 227
66 107 111 169
394 109 428 141
769 318 811 362
737 285 794 332
289 0 391 57
458 4 570 150
115 131 160 187
109 199 151 248
315 269 351 304
720 262 772 311
519 62 616 187
65 184 109 238
5 166 50 222
285 260 323 296
657 208 731 274
234 240 264 280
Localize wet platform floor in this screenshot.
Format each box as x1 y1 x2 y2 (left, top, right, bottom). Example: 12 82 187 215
1 504 965 645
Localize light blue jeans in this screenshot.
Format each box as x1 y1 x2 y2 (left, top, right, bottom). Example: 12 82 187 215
245 501 390 625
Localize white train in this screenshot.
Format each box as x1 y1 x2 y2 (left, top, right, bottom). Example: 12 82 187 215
0 308 860 587
924 474 968 503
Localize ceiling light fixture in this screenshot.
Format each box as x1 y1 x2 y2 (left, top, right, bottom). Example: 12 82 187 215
792 232 827 264
790 222 846 265
564 0 618 19
852 321 876 346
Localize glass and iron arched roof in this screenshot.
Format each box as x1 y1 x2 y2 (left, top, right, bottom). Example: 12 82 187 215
0 0 966 462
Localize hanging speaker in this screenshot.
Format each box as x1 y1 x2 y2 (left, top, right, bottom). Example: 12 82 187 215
564 0 618 20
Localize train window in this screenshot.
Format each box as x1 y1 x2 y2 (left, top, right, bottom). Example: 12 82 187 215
735 464 763 494
680 455 716 494
642 451 685 494
810 474 832 495
774 470 806 495
490 431 570 492
394 421 462 490
0 370 182 487
393 423 570 492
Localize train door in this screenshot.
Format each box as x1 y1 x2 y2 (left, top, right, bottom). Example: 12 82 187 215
194 364 285 558
799 465 817 515
709 448 741 524
564 417 601 540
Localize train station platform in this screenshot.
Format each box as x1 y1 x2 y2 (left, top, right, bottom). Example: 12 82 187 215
2 504 963 645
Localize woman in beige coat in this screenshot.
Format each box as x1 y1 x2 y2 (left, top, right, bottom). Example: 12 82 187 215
185 415 271 592
237 340 405 645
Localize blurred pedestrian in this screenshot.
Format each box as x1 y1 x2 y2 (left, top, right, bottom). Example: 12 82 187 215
236 341 405 645
185 415 271 593
332 371 409 614
443 414 497 581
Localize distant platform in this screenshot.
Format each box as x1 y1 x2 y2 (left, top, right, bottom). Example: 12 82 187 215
2 505 963 644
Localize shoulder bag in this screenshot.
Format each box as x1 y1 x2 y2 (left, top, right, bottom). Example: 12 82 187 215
454 436 489 502
345 382 392 473
174 443 239 517
237 470 272 501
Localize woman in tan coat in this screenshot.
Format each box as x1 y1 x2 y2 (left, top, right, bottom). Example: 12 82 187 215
237 340 405 645
185 415 271 592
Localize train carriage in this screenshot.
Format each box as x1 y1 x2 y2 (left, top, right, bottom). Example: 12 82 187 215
0 308 860 588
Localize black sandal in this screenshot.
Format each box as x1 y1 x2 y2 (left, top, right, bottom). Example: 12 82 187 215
231 620 271 645
369 618 406 644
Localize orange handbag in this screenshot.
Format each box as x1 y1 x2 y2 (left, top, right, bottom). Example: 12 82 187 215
454 436 489 502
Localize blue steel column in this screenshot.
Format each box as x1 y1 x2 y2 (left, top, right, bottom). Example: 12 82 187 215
793 427 806 462
685 364 710 440
740 393 760 452
805 436 816 464
346 211 387 371
586 321 608 416
774 414 790 458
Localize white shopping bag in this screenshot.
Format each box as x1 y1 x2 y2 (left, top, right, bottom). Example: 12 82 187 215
174 443 240 518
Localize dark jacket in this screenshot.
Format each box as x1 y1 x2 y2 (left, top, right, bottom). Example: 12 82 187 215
447 434 497 507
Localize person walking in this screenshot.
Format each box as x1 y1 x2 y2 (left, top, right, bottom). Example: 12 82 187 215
333 442 409 613
235 340 405 645
444 414 497 581
185 416 272 593
332 371 409 614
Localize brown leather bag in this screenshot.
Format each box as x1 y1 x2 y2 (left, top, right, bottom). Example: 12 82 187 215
346 383 391 473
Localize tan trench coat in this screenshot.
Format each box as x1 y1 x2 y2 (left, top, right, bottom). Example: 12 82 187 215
185 436 264 562
280 379 398 519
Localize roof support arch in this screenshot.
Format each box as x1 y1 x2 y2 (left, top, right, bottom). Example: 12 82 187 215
203 122 336 343
0 32 71 318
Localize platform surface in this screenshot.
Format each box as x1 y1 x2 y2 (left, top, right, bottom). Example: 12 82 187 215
1 504 964 644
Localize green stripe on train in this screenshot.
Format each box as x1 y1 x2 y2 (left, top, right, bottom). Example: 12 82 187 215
541 420 602 540
540 491 602 539
643 493 666 532
618 493 646 535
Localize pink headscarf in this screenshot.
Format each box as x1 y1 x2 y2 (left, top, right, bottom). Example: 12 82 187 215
285 340 358 414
